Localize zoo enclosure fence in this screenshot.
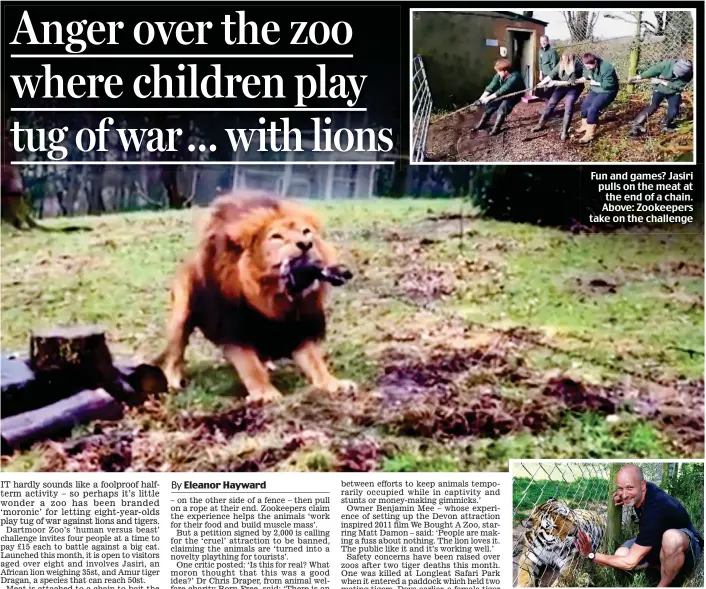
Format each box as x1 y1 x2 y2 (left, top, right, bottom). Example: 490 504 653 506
411 55 433 163
555 11 694 81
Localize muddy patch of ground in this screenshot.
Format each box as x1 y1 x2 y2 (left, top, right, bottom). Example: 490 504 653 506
621 379 705 454
396 267 458 303
544 377 617 414
427 101 585 163
425 93 694 163
573 276 621 295
43 430 134 472
375 344 561 439
34 331 704 471
657 261 705 278
181 404 272 437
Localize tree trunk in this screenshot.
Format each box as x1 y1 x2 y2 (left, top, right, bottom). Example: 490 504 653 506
607 463 623 553
661 462 670 488
87 169 106 214
30 326 153 405
627 12 642 95
162 165 186 208
654 11 665 36
671 463 681 488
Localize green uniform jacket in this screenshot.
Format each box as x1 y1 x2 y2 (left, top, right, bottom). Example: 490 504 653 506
585 59 619 94
485 71 526 97
539 46 560 78
640 60 692 95
550 58 584 83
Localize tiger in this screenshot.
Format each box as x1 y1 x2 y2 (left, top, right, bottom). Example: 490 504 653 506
516 498 606 587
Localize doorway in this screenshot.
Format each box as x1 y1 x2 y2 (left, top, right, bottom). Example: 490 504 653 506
506 29 536 89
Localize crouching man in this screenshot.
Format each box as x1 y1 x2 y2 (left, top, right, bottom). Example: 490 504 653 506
576 464 703 588
472 58 526 136
628 59 693 137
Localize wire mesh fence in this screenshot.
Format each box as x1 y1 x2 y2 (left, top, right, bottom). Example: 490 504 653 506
513 462 610 586
411 55 433 163
555 11 694 81
512 462 704 587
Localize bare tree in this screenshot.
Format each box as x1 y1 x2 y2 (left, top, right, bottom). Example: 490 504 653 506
562 11 600 42
605 11 651 38
606 10 692 50
653 11 666 36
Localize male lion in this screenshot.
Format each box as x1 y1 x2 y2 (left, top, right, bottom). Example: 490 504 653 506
156 192 356 402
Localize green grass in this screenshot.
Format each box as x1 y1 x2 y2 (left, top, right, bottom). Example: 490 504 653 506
513 476 610 520
1 199 702 471
381 453 460 472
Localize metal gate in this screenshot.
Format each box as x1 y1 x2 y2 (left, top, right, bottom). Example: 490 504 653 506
412 55 433 163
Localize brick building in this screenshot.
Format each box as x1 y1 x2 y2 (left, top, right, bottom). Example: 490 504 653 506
413 11 549 109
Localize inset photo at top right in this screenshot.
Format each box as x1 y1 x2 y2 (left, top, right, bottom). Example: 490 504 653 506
411 9 696 163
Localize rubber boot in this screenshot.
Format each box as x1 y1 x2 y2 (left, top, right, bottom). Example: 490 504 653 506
629 109 650 137
560 112 572 141
532 113 549 132
660 116 678 132
489 112 506 136
471 112 491 132
579 123 596 144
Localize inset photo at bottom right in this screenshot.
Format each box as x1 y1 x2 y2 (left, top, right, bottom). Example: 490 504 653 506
511 460 704 588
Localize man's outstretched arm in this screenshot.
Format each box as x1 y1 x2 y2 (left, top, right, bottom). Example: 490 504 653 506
576 529 652 571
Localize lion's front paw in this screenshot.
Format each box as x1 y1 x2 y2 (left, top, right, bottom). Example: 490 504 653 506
320 378 358 395
163 366 187 391
248 385 283 403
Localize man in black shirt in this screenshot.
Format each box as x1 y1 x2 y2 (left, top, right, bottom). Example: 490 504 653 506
576 464 703 587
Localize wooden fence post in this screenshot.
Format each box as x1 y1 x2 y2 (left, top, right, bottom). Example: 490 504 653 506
661 463 670 489
607 463 623 553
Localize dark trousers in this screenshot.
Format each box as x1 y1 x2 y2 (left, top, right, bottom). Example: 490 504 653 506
536 86 553 100
543 85 584 119
646 91 682 124
580 90 618 124
485 94 523 117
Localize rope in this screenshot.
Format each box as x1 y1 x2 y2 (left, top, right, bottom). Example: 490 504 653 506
434 85 540 123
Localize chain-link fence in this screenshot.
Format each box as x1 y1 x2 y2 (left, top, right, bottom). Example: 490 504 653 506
512 462 704 587
17 163 236 218
555 11 694 81
513 462 610 587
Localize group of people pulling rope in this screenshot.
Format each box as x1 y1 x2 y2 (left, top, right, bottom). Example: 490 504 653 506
470 35 693 144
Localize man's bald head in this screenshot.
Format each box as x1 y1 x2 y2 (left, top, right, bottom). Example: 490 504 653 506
618 464 644 483
616 464 647 508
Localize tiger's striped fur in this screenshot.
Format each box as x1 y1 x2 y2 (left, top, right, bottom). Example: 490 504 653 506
516 498 606 587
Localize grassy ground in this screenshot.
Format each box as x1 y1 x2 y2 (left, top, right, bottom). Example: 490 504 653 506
1 199 703 472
